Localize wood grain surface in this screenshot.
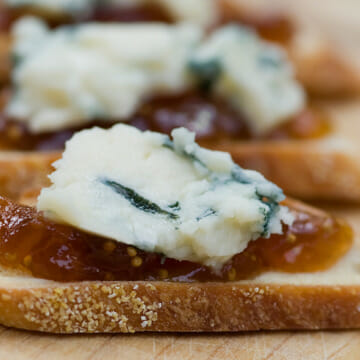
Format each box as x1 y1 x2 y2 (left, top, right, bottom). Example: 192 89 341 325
1 1 360 359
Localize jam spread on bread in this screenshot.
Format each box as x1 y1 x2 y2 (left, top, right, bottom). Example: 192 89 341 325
87 3 173 24
0 92 330 151
0 197 351 282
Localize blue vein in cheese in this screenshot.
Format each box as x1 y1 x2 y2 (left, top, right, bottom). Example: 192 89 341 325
37 124 294 268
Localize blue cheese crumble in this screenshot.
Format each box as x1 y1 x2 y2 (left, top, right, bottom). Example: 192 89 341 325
37 125 293 268
189 26 305 134
7 18 201 132
7 19 305 135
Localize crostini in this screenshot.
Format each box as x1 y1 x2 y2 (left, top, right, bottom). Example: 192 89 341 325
0 125 356 333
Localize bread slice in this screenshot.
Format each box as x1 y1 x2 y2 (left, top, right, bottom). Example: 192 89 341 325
220 0 360 97
2 100 360 203
0 197 357 333
0 151 55 202
1 0 360 96
0 2 358 203
207 102 360 202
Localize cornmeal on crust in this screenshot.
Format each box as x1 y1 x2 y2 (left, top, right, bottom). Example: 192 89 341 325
0 247 359 333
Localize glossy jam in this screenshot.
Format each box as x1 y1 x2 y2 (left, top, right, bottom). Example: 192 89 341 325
0 197 352 282
0 91 330 151
87 3 172 23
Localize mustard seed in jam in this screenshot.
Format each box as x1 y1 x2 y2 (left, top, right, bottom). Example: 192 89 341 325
0 197 352 282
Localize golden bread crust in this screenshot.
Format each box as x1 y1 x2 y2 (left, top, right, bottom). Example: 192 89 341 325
0 197 355 334
211 140 360 202
0 277 360 333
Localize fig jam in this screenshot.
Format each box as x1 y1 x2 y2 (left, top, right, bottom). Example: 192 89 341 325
0 92 330 151
0 197 352 282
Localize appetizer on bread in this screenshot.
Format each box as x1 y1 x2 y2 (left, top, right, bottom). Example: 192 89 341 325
0 20 359 202
0 125 356 333
1 0 359 96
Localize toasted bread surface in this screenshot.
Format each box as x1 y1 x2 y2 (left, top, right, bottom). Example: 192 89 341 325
0 247 358 333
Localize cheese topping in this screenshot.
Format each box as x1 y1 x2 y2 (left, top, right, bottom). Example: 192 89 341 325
7 18 201 132
5 0 219 26
190 26 305 134
7 19 305 135
37 125 293 268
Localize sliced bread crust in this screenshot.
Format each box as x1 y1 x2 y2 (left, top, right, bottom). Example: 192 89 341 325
0 198 357 333
0 247 359 333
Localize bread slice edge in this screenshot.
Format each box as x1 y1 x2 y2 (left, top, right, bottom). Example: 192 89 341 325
0 246 359 333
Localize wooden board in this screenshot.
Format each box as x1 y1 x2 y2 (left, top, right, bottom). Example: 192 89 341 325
0 327 360 360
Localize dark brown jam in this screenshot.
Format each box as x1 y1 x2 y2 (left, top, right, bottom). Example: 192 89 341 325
87 3 173 24
0 197 352 282
0 91 331 151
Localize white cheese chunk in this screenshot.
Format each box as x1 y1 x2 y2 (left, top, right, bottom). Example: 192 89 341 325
7 20 305 135
5 0 219 27
37 124 293 268
7 18 201 132
190 26 306 134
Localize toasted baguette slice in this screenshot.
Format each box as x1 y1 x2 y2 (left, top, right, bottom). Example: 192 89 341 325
2 101 360 203
205 101 360 202
0 151 55 202
0 198 357 333
221 0 360 97
0 262 358 333
1 1 360 96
